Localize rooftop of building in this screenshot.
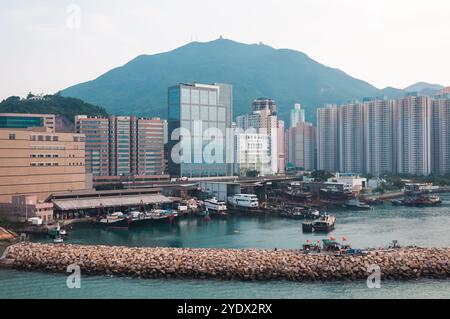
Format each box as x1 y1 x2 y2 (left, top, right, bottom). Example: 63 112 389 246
76 115 163 121
0 112 55 117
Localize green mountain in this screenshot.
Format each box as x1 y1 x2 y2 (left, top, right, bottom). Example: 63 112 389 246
0 94 108 125
61 38 392 123
404 82 444 96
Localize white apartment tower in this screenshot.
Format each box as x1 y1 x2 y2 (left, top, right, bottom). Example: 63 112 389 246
431 97 450 175
287 122 317 171
363 98 395 176
290 103 305 128
236 99 284 175
396 95 431 176
339 103 365 174
317 105 339 172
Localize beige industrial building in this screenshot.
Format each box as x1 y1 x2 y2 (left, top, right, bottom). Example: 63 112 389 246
0 127 88 204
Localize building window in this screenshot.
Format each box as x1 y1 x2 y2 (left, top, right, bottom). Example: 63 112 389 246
9 134 15 140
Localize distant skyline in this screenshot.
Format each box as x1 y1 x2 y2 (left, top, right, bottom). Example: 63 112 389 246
1 0 449 100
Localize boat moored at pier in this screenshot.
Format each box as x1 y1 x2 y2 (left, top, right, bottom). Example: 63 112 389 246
345 199 373 210
204 198 228 216
391 195 442 207
227 194 259 208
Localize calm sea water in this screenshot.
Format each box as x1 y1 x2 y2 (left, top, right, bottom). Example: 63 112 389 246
1 194 450 299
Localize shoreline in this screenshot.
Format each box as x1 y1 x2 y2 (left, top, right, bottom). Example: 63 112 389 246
2 242 449 282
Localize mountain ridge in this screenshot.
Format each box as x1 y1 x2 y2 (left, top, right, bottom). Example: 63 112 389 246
60 38 443 124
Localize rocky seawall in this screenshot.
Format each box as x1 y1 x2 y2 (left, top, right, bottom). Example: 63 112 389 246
2 242 450 281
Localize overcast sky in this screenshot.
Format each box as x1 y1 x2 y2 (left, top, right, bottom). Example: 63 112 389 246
1 0 449 100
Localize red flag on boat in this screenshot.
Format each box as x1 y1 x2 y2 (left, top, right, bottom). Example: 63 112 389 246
330 236 336 241
306 240 311 243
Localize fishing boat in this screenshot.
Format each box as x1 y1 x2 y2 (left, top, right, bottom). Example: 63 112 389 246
320 186 353 200
345 199 372 210
145 209 173 223
392 195 442 207
280 208 304 219
363 198 384 205
97 212 131 229
312 214 336 233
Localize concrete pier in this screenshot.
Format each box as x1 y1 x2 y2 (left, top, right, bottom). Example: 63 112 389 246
2 243 450 281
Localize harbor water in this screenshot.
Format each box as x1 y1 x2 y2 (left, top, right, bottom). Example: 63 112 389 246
1 194 450 298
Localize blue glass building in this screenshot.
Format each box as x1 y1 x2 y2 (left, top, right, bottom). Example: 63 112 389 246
167 83 233 178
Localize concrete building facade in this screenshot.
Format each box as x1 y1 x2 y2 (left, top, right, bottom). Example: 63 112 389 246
0 127 87 203
76 115 167 182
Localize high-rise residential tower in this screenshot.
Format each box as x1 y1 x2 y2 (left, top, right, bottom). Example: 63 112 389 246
431 96 450 175
236 98 284 175
363 98 395 176
287 122 317 171
277 120 286 174
317 105 339 172
251 98 277 114
339 103 365 174
395 95 431 176
290 103 305 128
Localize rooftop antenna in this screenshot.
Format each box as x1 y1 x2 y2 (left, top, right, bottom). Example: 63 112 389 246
259 41 264 45
219 35 223 39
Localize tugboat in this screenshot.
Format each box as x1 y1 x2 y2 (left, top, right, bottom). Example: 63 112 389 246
312 214 336 233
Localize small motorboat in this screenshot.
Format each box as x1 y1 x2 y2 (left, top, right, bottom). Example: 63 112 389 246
53 235 64 244
345 199 372 210
48 223 67 238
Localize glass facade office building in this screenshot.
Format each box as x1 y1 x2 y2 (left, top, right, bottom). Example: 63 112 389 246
168 83 233 178
0 113 55 132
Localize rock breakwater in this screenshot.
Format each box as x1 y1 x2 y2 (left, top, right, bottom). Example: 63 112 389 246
2 242 450 281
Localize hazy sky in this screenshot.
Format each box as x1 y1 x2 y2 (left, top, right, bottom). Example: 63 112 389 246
1 0 450 100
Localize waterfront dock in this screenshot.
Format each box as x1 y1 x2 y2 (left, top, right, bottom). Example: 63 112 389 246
2 242 449 282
